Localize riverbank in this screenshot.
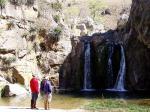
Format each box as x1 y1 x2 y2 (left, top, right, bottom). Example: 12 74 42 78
0 106 86 112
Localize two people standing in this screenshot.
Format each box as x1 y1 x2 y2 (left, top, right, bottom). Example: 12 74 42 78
30 75 52 110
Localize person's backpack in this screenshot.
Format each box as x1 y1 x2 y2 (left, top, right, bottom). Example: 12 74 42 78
40 79 52 95
44 80 52 94
40 79 46 95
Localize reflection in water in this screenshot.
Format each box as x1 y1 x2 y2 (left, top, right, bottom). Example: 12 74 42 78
0 94 89 109
0 93 150 109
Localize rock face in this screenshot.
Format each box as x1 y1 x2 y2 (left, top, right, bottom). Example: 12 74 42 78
59 36 84 90
60 0 150 91
0 0 72 94
59 34 122 90
123 0 150 90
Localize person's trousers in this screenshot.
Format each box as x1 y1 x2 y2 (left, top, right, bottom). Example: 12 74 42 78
31 93 38 109
44 94 52 110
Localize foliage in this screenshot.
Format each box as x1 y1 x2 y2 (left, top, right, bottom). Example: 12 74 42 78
47 26 62 48
29 27 36 33
6 22 14 30
9 0 24 6
64 6 79 19
89 0 105 20
53 15 60 23
53 26 62 36
39 28 46 37
0 56 16 66
51 2 62 11
25 0 35 7
9 0 35 7
84 99 150 112
0 0 7 15
0 0 7 7
21 32 28 38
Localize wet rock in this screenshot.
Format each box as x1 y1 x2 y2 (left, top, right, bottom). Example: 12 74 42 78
117 14 129 30
1 85 16 97
123 0 150 90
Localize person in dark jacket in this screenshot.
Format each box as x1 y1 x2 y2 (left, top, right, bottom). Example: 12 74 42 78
30 74 39 109
40 76 52 110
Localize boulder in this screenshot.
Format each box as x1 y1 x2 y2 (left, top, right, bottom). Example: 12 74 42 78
1 85 16 97
101 8 111 15
82 17 95 31
117 14 129 30
1 84 28 97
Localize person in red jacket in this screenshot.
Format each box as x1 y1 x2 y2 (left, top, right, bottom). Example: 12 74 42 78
30 74 39 109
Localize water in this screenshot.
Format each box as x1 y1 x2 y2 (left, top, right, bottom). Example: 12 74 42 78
83 42 92 91
113 45 126 91
0 94 88 109
0 92 150 109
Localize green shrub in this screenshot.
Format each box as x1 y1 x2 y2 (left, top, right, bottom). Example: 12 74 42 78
9 0 23 6
25 0 35 7
0 0 7 15
51 2 62 11
89 0 105 20
47 26 62 46
6 22 14 30
29 27 36 33
0 56 16 66
39 28 47 37
53 15 60 23
9 0 35 7
53 26 62 37
0 0 7 7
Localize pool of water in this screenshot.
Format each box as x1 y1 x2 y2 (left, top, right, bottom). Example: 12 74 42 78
0 93 92 109
0 91 150 109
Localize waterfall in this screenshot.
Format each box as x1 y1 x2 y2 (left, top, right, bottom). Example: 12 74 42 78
107 44 114 88
113 45 126 91
83 42 92 90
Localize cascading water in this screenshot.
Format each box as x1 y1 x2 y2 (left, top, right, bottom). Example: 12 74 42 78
113 45 126 91
107 44 114 88
83 42 92 91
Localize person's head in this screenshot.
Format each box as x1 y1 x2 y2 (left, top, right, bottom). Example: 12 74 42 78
45 76 49 80
43 75 49 80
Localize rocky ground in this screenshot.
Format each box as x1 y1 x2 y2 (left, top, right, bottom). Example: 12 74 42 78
0 106 86 112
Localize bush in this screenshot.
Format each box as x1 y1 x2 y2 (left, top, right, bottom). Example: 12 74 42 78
53 26 62 38
6 22 14 30
46 27 62 48
53 15 60 23
25 0 35 7
9 0 35 7
29 27 36 33
51 2 62 11
21 32 28 38
39 28 47 37
0 56 16 66
9 0 23 6
0 0 7 15
0 0 7 7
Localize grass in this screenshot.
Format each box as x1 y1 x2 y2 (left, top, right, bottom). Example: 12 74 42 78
64 5 80 19
63 0 107 25
84 99 150 112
